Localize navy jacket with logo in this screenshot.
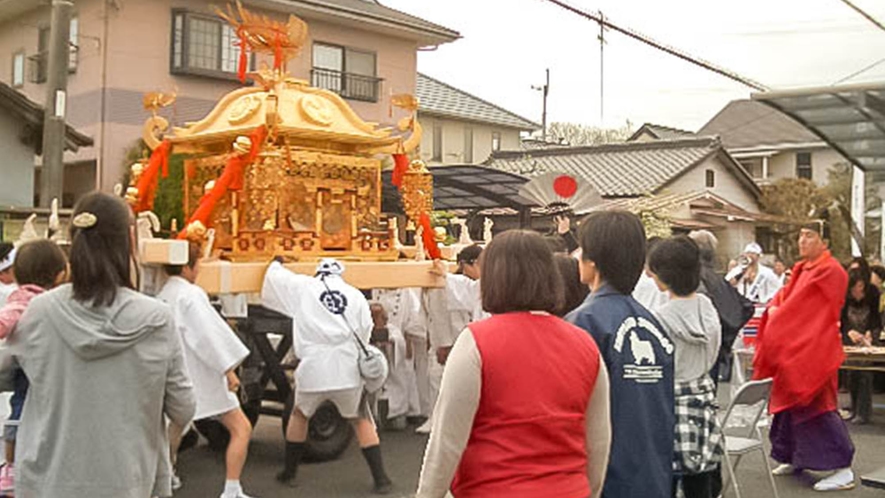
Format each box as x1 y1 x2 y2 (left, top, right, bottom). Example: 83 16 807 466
567 283 675 498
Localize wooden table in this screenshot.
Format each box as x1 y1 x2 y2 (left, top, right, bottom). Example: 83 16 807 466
841 346 885 372
734 347 885 373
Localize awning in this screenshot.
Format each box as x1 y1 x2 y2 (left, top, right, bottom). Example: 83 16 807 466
382 164 533 213
752 82 885 172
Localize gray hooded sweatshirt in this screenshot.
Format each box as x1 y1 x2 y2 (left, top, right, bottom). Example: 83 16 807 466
652 294 722 383
4 284 195 498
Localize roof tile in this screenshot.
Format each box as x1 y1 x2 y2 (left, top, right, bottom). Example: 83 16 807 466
416 73 541 131
697 99 820 149
486 137 721 197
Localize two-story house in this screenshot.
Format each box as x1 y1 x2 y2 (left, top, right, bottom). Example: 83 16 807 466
697 99 849 185
486 137 765 263
0 0 458 207
415 73 539 166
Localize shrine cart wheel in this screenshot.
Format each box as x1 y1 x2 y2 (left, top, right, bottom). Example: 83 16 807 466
282 393 354 462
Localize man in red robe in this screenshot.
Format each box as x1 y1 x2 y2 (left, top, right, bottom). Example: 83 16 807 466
753 216 855 491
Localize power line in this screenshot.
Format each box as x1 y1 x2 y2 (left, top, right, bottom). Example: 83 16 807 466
542 0 769 91
838 0 885 34
832 56 885 85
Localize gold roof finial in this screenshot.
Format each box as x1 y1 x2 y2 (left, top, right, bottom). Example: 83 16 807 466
215 0 309 79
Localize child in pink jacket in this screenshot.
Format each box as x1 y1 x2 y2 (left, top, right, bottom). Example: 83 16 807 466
0 240 68 494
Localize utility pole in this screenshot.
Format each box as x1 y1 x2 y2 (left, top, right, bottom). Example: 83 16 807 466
40 0 73 208
532 69 550 141
543 0 768 91
598 11 607 124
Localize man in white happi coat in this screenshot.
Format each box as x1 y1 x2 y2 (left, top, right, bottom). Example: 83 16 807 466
732 242 782 303
157 244 254 498
417 245 486 434
262 258 393 494
371 288 425 424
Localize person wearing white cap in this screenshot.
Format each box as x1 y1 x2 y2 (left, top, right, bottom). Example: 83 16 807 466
0 243 17 307
261 258 393 494
731 242 782 304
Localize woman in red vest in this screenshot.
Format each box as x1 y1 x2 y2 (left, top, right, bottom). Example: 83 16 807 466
416 230 611 498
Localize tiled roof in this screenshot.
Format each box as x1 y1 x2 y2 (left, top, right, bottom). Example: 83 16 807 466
628 123 695 141
697 99 822 150
416 73 541 131
0 81 93 152
486 137 726 197
520 138 571 150
281 0 459 43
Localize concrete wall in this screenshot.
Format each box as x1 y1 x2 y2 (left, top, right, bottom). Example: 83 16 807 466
0 114 36 207
663 155 760 212
418 114 522 166
0 0 419 193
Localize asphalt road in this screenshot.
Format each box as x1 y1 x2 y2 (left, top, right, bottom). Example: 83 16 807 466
174 395 885 498
175 418 427 498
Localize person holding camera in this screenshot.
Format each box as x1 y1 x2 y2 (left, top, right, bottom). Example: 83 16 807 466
729 242 782 304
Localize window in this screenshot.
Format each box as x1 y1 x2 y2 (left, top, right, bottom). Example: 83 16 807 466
432 123 443 161
492 132 501 152
27 19 77 84
68 16 78 72
28 26 50 83
311 42 381 102
170 10 254 79
796 152 812 180
463 127 474 163
12 51 24 87
705 169 715 188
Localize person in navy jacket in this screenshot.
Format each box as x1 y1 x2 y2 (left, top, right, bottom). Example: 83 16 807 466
567 211 675 498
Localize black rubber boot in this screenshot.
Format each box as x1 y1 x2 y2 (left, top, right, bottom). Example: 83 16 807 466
276 441 306 487
362 445 393 494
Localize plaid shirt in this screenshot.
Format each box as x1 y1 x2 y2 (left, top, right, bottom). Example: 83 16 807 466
674 375 724 475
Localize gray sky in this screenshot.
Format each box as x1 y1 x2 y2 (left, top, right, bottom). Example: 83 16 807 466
382 0 885 132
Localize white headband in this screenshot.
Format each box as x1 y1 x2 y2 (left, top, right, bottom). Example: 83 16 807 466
0 247 16 273
315 258 345 277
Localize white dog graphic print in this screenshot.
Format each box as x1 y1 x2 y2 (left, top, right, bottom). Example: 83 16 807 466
630 331 656 366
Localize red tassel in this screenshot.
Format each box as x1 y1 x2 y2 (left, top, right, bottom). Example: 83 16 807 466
237 31 248 83
180 126 266 238
231 126 267 191
134 140 171 213
273 32 283 71
391 153 409 188
419 212 441 260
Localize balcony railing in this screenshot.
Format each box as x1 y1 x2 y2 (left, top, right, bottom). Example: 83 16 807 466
28 53 47 84
311 68 382 103
27 47 78 84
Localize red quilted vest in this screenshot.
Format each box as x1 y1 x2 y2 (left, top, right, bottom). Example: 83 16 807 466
452 312 601 498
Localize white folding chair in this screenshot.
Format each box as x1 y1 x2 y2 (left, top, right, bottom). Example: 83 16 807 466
720 378 779 498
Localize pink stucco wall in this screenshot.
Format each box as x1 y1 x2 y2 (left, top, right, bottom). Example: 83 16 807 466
0 0 420 194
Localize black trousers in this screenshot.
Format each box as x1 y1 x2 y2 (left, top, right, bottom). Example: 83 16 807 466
848 371 873 421
673 468 721 498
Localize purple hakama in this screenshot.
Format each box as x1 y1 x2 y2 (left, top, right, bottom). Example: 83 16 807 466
769 406 855 471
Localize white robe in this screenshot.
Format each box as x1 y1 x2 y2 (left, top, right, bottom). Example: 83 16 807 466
633 272 669 312
422 274 485 422
261 262 373 393
424 275 484 350
157 277 249 420
738 264 782 303
372 288 423 418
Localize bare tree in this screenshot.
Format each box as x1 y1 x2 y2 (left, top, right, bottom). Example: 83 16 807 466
545 121 634 146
